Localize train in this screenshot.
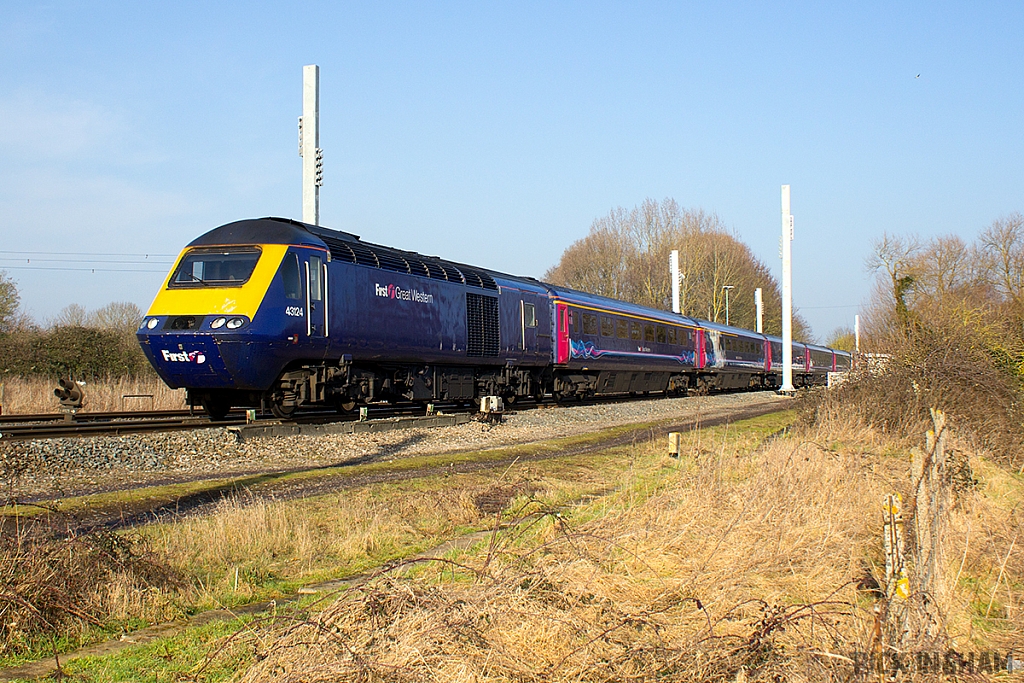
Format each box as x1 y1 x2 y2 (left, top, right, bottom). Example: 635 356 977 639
136 217 851 419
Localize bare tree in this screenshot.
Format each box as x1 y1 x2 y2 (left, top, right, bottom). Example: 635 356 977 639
546 198 812 338
50 303 89 328
89 301 143 332
0 271 19 334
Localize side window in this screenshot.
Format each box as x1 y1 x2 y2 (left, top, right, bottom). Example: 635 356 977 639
630 321 641 340
601 316 614 337
281 253 302 300
617 319 628 339
309 255 323 301
582 314 598 335
644 324 655 342
522 302 537 328
568 310 575 333
668 328 677 345
656 326 667 344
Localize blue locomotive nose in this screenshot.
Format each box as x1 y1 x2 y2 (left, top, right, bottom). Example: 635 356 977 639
142 334 234 389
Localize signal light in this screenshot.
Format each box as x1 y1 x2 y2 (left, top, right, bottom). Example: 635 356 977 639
146 318 159 329
54 378 84 409
315 148 323 187
211 317 226 329
226 317 245 330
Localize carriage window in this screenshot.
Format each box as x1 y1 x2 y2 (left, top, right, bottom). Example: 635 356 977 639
582 313 598 335
309 256 323 301
617 319 628 339
170 247 262 288
644 325 655 342
601 316 614 337
630 321 641 340
668 328 677 345
656 326 667 343
280 253 302 300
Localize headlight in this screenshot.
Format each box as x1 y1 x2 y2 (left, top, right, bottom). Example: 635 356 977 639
210 317 226 329
146 318 159 329
226 317 246 330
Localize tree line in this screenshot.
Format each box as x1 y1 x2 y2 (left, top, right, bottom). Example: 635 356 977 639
0 275 151 379
544 198 813 340
839 212 1024 467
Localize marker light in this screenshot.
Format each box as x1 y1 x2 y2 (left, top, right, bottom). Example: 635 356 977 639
146 318 159 329
226 317 245 330
210 317 226 329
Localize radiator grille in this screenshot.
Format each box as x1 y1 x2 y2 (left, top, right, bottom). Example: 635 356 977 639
466 293 500 357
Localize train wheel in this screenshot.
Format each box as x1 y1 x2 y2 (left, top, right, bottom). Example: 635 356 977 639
201 394 231 421
270 401 296 419
336 399 357 413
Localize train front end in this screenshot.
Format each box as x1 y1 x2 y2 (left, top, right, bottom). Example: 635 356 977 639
137 218 330 417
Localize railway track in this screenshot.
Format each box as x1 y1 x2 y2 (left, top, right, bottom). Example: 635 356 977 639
0 402 462 442
0 388 748 442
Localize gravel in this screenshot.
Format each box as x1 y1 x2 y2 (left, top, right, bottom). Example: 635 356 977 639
2 391 791 501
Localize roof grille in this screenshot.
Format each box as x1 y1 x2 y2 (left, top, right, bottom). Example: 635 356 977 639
313 231 497 291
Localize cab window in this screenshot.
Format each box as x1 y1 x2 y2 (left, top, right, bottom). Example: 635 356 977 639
170 247 261 287
522 302 537 328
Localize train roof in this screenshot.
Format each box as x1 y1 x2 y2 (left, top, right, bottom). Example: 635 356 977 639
188 218 335 249
543 285 702 326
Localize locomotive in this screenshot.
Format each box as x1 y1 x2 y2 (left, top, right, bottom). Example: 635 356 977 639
137 217 850 418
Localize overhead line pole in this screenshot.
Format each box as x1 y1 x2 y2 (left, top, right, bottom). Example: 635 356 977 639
780 185 795 394
300 64 322 225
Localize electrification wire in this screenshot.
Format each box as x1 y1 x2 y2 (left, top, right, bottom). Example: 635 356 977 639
0 265 170 273
0 249 175 258
0 258 174 265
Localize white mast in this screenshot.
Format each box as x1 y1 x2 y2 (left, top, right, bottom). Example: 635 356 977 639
780 185 795 394
670 250 680 314
754 287 763 333
300 64 321 225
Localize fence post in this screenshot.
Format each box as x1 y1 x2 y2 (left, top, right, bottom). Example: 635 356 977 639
910 408 949 641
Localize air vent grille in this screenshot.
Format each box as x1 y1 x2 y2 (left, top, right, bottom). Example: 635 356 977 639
466 293 500 357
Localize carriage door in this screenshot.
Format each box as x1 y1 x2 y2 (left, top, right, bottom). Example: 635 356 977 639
555 303 570 364
520 298 540 358
304 253 326 339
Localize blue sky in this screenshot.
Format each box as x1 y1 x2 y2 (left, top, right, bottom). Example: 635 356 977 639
1 2 1021 338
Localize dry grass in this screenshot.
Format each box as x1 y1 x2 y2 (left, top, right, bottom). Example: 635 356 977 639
0 375 184 414
147 485 486 606
0 509 181 656
228 415 1024 682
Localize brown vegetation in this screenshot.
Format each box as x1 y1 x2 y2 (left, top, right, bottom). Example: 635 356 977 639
544 198 812 338
847 212 1024 468
0 510 180 655
0 376 184 414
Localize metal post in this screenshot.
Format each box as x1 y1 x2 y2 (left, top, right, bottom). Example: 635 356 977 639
780 185 795 394
754 287 763 334
300 64 321 225
855 314 860 354
670 250 680 314
722 285 734 326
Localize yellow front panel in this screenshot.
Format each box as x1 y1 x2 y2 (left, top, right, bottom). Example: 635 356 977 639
145 244 290 318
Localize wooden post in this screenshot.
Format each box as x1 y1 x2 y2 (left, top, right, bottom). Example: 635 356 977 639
668 432 681 458
910 408 949 640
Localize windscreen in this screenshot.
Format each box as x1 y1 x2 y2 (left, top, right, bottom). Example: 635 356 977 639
170 248 261 287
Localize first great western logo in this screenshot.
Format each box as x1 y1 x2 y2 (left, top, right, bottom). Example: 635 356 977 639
374 283 435 304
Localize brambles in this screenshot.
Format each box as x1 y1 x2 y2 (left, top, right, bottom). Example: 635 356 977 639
0 513 180 656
